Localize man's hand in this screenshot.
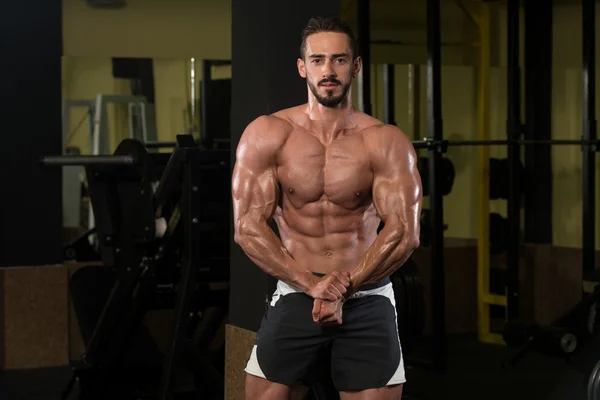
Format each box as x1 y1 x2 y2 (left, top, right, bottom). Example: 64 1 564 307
307 271 351 301
312 298 344 327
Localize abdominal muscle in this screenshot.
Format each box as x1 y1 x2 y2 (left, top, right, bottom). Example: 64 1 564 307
272 199 381 275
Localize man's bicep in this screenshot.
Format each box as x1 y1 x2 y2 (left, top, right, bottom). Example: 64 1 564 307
371 128 422 224
232 117 281 223
232 164 279 223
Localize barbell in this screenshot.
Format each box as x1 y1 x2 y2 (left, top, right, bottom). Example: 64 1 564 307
412 138 599 152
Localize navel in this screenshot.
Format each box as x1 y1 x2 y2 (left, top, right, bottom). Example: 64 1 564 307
325 251 333 258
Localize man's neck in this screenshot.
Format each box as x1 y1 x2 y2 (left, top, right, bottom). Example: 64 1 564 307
304 95 356 141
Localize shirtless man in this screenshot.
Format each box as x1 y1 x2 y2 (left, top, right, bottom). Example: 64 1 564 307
232 16 422 400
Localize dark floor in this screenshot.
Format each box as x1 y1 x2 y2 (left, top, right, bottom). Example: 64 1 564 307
0 335 595 400
0 365 75 400
403 335 593 400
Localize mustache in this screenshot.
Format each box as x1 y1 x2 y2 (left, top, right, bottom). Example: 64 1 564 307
318 78 342 86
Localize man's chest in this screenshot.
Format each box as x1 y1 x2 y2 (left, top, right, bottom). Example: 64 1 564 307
276 131 374 206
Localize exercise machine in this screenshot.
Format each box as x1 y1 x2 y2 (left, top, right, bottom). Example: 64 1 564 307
62 94 158 235
42 135 230 399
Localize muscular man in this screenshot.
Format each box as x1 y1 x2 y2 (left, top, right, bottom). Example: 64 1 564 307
232 16 422 400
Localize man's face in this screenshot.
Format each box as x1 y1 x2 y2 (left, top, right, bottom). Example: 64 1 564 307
298 32 360 108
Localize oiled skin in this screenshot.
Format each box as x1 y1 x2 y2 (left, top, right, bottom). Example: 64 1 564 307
232 107 422 293
232 29 423 400
274 109 380 273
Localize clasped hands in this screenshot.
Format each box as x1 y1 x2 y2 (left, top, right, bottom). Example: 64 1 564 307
307 271 353 327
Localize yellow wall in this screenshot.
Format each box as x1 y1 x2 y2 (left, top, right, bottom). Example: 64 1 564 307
61 0 599 249
548 6 600 249
62 0 231 59
152 59 194 143
62 0 232 152
153 59 233 143
61 56 131 153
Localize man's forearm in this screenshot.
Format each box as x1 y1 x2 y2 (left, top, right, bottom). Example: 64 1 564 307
349 223 418 291
234 219 315 292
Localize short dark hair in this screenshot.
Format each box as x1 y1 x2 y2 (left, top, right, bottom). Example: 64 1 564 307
300 16 357 60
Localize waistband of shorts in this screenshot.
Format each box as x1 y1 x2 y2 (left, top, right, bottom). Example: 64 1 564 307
311 272 391 292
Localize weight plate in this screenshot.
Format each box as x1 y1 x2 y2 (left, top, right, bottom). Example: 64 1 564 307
588 359 600 400
560 333 577 354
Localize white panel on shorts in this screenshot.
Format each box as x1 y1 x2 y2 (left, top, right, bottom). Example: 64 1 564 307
378 283 407 386
269 280 303 306
244 345 267 379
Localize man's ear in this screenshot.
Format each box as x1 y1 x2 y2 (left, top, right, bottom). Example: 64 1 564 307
297 58 307 78
353 56 362 78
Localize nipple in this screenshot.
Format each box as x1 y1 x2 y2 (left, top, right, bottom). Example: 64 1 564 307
288 188 294 194
355 191 361 197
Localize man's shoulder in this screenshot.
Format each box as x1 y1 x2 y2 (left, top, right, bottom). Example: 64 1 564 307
243 112 294 142
361 119 410 145
359 121 414 171
247 114 289 131
237 112 298 161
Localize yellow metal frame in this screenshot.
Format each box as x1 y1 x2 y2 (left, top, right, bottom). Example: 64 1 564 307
454 0 506 345
474 1 506 346
403 0 506 345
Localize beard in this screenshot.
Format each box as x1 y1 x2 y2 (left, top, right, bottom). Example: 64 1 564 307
308 77 351 108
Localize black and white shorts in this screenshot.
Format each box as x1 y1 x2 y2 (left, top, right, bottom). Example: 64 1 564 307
244 276 406 392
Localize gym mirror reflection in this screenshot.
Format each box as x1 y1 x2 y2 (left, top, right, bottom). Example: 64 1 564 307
61 56 232 247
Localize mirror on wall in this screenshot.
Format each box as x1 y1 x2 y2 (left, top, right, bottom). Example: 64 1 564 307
60 56 232 243
61 56 232 157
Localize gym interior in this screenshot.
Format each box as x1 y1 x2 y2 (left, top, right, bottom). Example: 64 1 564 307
1 0 599 399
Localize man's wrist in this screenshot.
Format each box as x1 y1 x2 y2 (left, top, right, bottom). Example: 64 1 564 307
345 270 366 299
292 270 316 294
349 271 363 289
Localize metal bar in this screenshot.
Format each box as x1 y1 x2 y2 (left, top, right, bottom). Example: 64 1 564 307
483 293 507 306
583 0 597 280
524 0 553 245
144 141 177 149
411 139 600 149
383 64 395 125
190 58 197 135
477 1 491 344
427 0 446 371
357 0 372 115
40 155 137 166
506 0 522 321
408 64 420 140
158 149 201 399
153 149 185 217
201 59 211 145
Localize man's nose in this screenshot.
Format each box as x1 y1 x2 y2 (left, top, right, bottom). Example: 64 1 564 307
322 60 336 77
